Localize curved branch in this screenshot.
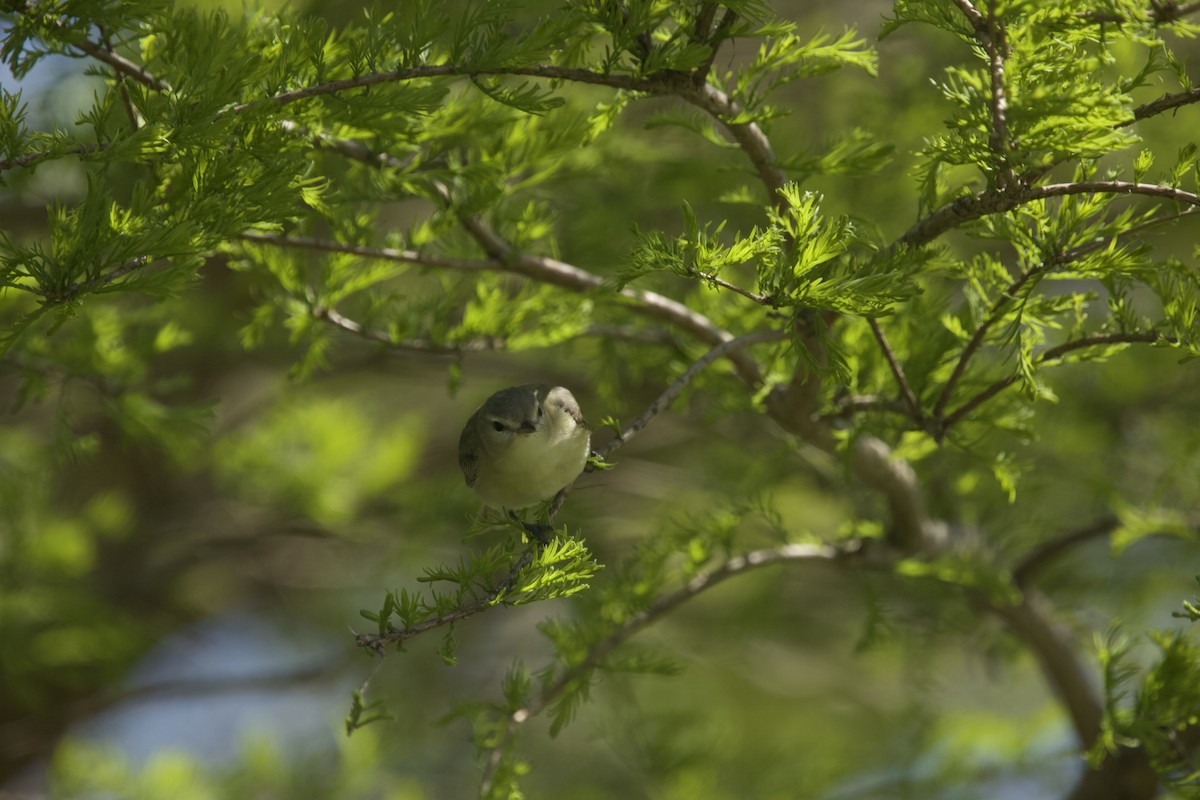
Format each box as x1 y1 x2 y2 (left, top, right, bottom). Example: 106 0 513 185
987 589 1103 746
1013 516 1120 586
941 331 1169 431
480 540 859 793
599 328 788 458
355 548 537 653
896 179 1200 251
681 82 789 206
246 230 765 386
1027 181 1200 207
867 317 923 420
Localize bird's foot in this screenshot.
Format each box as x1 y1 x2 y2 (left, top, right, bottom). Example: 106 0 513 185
508 510 552 545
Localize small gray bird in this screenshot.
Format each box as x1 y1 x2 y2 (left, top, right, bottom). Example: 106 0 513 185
458 384 590 511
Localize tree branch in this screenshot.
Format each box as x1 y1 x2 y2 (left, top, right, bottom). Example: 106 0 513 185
932 263 1044 422
867 317 923 420
692 7 739 84
599 328 787 458
987 589 1103 746
1013 515 1120 586
355 548 537 654
1125 86 1200 126
480 540 859 794
941 332 1169 432
244 229 766 387
689 266 775 305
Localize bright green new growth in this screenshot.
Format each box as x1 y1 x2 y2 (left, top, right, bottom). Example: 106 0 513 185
3 0 1200 798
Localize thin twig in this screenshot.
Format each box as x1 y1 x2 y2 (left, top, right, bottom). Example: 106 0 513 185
478 540 858 793
313 306 503 355
71 38 170 91
866 317 922 420
599 328 787 458
0 142 107 173
244 228 765 386
354 549 537 653
897 180 1200 252
941 331 1169 431
932 263 1044 421
690 266 774 305
1013 515 1120 586
1124 86 1200 126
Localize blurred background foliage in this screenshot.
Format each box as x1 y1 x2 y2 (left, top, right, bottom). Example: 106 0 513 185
1 0 1199 798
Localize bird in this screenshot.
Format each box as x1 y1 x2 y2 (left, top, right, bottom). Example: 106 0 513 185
458 384 590 534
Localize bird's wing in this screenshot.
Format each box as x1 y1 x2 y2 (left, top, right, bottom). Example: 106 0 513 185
458 416 480 488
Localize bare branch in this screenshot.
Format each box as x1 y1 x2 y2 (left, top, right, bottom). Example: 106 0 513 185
480 540 860 792
819 394 913 420
988 589 1103 746
1013 515 1120 586
690 266 775 305
932 263 1044 422
867 317 923 420
1124 86 1200 126
682 82 789 206
238 230 487 272
0 142 107 173
313 306 502 355
895 179 1200 251
70 37 170 91
1028 180 1200 207
233 64 649 115
245 230 766 386
949 0 986 29
599 328 787 458
941 331 1169 432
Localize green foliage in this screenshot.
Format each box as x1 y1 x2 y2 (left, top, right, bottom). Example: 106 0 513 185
1093 630 1200 792
2 0 1200 797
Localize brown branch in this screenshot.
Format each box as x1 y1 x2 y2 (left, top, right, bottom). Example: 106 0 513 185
355 548 537 653
1013 515 1120 586
599 328 787 458
692 7 739 84
867 317 922 420
987 589 1103 746
315 304 681 357
238 230 487 272
932 263 1044 422
479 540 858 794
46 255 153 303
682 82 789 206
1125 86 1200 126
819 394 913 420
690 266 775 305
71 37 170 91
313 306 503 355
246 230 766 385
0 142 107 173
233 64 650 115
950 0 986 29
895 178 1200 251
1028 180 1200 207
941 331 1168 432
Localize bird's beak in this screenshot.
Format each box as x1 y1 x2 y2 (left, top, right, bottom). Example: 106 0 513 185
517 419 538 434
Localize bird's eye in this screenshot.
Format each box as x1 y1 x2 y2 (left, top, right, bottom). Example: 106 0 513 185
537 405 544 418
491 421 505 432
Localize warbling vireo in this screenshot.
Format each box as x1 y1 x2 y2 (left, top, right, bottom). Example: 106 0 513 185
458 383 590 512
